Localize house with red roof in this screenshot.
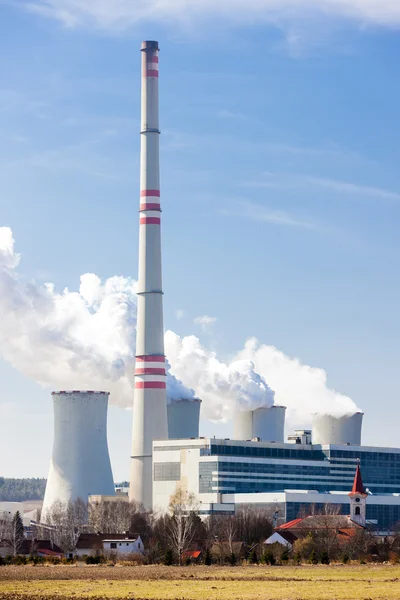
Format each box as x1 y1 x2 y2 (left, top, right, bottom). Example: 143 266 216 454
265 463 367 549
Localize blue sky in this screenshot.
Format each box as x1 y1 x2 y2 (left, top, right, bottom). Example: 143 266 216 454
1 1 400 481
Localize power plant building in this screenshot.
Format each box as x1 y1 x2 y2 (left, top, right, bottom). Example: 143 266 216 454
152 438 400 529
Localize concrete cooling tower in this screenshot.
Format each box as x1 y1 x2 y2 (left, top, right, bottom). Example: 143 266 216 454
234 406 286 442
41 391 115 520
312 412 364 446
167 398 201 439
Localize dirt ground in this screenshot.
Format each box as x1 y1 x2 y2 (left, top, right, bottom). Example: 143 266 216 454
0 564 399 599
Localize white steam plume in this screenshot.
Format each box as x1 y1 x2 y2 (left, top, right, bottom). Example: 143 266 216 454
0 227 358 422
165 331 274 421
236 338 358 422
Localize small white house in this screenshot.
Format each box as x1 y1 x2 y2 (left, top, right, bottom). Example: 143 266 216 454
264 531 296 548
103 536 144 555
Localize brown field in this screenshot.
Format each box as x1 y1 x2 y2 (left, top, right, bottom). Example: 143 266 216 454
1 564 400 599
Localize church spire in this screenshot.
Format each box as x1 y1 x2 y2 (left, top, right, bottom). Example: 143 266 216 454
349 460 367 497
349 460 367 527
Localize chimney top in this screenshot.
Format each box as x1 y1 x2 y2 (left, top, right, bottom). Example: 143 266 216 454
141 41 159 51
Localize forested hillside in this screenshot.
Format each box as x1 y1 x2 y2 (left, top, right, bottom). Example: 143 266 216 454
0 477 46 501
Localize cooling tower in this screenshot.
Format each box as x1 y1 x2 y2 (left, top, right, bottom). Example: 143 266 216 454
129 41 168 509
233 406 286 442
312 412 363 445
167 398 202 439
252 406 286 442
233 410 253 440
41 391 115 520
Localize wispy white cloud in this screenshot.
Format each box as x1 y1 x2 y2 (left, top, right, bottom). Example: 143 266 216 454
22 0 400 31
1 131 132 181
220 199 323 231
216 109 249 121
194 315 217 331
307 176 400 201
246 173 400 202
175 309 187 321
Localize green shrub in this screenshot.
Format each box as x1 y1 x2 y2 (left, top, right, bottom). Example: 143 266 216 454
204 548 212 566
342 554 350 564
248 549 258 564
280 548 290 562
228 552 237 566
321 551 330 565
261 550 276 565
309 550 318 565
294 552 302 565
164 549 174 566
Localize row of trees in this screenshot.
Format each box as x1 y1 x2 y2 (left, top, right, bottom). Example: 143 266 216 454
5 491 400 564
0 478 46 502
31 490 274 562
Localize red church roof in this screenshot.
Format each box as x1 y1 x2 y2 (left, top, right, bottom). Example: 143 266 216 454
349 462 367 497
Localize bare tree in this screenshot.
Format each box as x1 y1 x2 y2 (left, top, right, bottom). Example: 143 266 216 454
234 505 273 548
221 515 237 555
166 488 199 565
46 498 87 555
0 514 12 543
88 499 152 538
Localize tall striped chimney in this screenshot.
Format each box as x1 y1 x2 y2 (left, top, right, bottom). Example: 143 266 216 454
129 41 168 508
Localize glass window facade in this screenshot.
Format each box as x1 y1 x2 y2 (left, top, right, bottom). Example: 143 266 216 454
205 444 400 495
153 462 180 481
199 462 218 493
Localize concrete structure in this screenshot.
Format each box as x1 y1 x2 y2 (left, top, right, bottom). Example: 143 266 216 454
0 502 24 520
287 430 312 445
88 494 129 506
233 406 286 442
152 437 400 530
130 41 168 509
312 412 363 445
167 398 201 439
41 391 115 519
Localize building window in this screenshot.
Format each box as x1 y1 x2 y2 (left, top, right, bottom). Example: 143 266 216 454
154 462 181 481
110 543 117 549
138 543 141 549
355 506 361 515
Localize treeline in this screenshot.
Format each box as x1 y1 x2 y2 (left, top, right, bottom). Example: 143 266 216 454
0 478 47 501
34 490 274 560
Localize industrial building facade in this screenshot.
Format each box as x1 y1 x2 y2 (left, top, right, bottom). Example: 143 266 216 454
152 438 400 530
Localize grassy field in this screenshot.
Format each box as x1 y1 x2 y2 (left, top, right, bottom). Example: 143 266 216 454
1 564 399 599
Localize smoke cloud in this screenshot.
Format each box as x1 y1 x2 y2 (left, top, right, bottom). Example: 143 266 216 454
236 338 358 422
0 227 358 423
